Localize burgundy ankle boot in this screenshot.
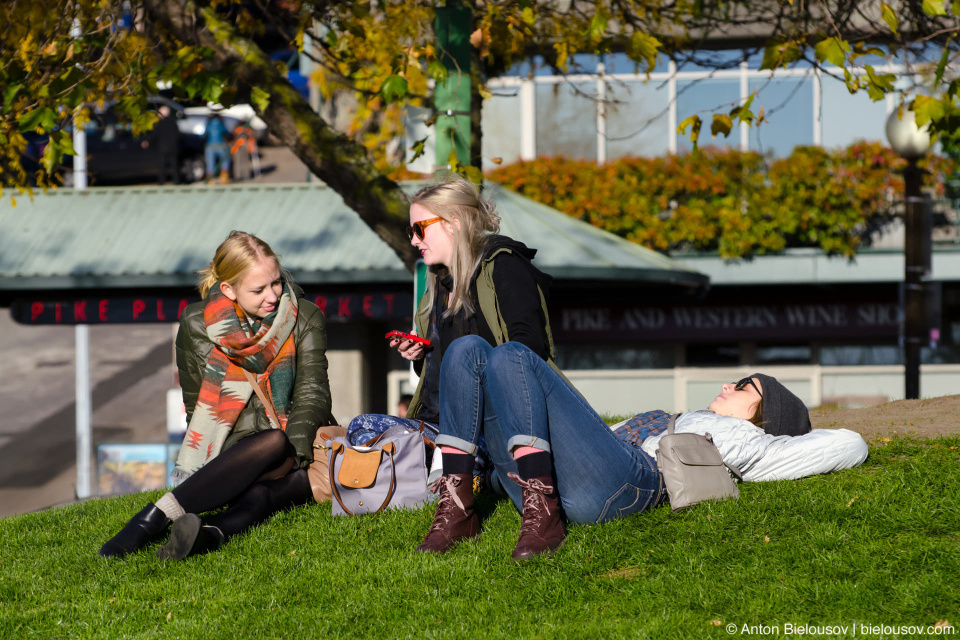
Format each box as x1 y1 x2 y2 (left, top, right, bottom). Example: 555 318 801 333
416 473 480 554
507 472 566 560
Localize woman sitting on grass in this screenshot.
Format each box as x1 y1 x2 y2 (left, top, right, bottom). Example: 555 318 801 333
418 336 868 560
347 175 560 483
100 231 332 561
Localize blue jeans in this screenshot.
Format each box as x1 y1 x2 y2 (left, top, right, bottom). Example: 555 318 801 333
205 143 231 174
438 335 663 524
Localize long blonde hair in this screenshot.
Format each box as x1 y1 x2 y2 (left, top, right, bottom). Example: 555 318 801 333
412 176 500 317
197 231 287 298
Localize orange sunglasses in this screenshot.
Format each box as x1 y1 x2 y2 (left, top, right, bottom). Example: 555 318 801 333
406 216 444 240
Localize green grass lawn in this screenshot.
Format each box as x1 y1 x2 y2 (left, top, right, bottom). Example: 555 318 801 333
1 436 957 640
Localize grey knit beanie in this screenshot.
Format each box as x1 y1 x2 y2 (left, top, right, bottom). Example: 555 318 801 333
751 373 811 437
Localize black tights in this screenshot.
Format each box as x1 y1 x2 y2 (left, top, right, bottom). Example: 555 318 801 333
172 429 313 538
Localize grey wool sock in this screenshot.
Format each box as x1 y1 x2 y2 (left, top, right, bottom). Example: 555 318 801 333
155 492 186 521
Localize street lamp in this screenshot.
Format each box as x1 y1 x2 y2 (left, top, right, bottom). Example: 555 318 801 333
885 107 932 400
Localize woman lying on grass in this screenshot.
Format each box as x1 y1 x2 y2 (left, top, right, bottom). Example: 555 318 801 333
99 231 332 561
417 336 868 560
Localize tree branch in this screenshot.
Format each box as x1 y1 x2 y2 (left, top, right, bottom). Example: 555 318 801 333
139 0 419 271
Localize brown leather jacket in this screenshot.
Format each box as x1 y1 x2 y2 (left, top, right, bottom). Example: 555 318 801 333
175 298 332 468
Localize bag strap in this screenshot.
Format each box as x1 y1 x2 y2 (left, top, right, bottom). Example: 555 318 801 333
328 442 398 515
242 368 282 431
667 413 743 480
667 413 679 435
418 421 437 449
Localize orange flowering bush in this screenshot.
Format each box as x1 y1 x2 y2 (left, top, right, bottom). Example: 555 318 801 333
487 143 955 258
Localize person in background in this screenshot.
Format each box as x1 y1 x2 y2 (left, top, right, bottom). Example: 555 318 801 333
231 120 256 181
153 105 180 185
99 231 332 560
204 113 231 184
396 394 414 418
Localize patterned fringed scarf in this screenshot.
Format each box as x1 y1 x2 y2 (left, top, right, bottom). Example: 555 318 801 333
173 283 299 479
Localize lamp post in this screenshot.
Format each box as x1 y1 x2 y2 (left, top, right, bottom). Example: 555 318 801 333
885 108 932 400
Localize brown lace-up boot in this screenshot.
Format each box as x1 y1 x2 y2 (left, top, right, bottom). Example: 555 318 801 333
416 473 480 554
508 472 566 560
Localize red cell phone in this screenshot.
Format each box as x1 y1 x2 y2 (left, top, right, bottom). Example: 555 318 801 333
384 330 431 346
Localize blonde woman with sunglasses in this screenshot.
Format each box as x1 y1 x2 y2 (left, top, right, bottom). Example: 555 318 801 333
346 175 563 496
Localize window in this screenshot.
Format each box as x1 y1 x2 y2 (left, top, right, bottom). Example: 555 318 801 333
755 344 812 365
481 90 524 169
820 75 888 149
604 79 671 159
555 344 674 370
686 343 740 366
535 82 598 160
676 77 740 154
819 345 901 366
748 74 814 155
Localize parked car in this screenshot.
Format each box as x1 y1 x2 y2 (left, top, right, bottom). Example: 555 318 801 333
24 98 210 186
181 103 269 143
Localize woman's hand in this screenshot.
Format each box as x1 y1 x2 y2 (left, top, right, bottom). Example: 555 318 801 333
390 331 426 361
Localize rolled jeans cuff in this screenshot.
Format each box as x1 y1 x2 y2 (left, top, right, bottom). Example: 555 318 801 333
435 434 480 455
506 435 552 454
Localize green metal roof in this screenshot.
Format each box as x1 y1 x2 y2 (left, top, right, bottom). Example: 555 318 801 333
0 182 707 291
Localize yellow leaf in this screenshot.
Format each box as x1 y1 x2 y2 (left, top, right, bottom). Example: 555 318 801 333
764 536 771 543
166 612 172 621
846 496 858 507
710 620 722 626
491 157 502 164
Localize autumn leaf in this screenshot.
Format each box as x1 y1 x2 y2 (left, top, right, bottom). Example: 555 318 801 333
922 0 947 16
814 37 850 66
711 113 733 138
629 32 661 70
380 74 408 103
462 165 483 184
408 136 428 163
914 95 945 127
881 3 900 35
678 114 702 143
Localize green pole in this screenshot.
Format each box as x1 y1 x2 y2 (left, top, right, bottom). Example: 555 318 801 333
434 3 471 171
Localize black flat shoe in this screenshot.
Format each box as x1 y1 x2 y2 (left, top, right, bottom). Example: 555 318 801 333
156 514 224 561
99 503 171 558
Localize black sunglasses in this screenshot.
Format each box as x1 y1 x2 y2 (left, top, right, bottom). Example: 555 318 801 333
405 216 444 241
734 377 762 397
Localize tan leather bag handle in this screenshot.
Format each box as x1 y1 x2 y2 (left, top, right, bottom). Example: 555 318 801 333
242 368 282 431
328 441 398 515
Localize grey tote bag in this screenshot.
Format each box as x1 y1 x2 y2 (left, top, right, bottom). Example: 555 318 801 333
328 425 434 516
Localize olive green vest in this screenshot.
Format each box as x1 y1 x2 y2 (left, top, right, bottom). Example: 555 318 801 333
406 248 575 420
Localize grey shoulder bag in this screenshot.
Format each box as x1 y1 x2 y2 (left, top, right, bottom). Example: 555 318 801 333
328 425 434 516
656 414 743 512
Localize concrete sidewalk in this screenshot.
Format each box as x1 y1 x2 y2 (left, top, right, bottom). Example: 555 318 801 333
0 308 176 517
